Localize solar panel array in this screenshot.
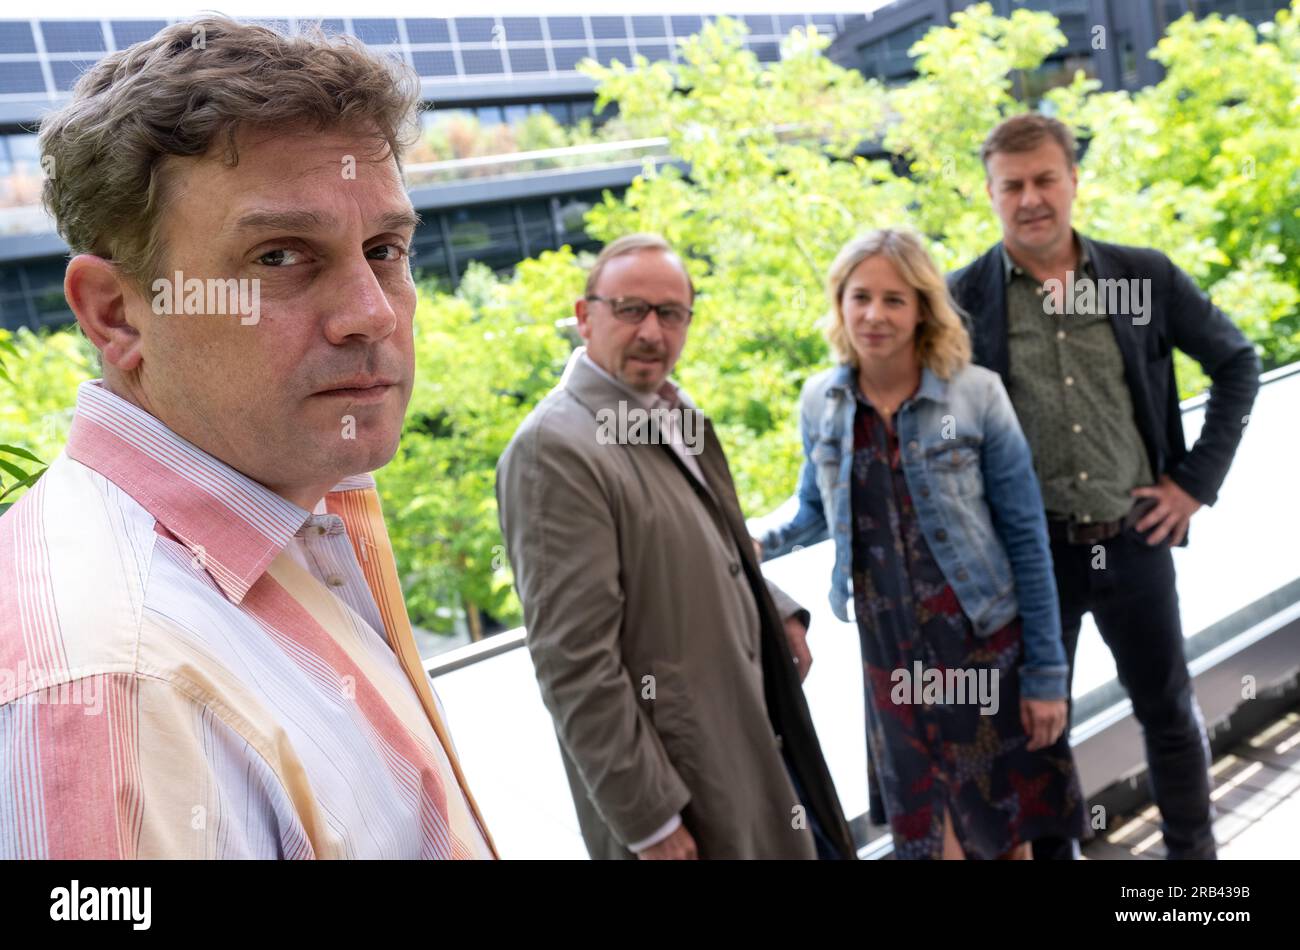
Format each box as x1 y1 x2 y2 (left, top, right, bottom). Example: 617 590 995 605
0 14 849 100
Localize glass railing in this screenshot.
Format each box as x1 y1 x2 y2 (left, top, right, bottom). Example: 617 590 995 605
403 137 672 188
0 138 676 240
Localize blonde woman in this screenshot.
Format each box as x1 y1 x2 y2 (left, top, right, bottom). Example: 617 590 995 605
755 229 1085 859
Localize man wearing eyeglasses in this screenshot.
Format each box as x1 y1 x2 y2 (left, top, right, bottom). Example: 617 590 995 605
495 234 855 860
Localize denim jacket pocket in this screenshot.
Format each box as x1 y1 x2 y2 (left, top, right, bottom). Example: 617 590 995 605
924 437 982 500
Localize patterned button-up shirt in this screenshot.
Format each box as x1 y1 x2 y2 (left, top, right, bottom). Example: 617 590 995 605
1002 234 1152 523
0 380 495 859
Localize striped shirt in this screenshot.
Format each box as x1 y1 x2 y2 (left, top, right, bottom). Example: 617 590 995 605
0 380 496 859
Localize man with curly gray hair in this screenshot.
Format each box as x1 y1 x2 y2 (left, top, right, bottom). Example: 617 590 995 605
0 17 495 859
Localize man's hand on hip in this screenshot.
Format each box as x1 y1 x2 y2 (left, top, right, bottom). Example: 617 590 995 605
1131 474 1202 546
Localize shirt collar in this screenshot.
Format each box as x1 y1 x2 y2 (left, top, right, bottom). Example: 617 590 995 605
1000 230 1092 282
827 363 948 406
65 379 376 605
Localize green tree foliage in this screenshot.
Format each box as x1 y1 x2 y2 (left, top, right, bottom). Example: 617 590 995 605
379 253 584 632
0 327 97 505
2 4 1294 634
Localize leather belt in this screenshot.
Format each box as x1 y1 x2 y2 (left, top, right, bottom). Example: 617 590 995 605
1047 516 1123 545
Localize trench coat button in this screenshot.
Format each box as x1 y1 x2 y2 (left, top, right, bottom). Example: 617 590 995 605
774 734 784 750
920 486 931 498
956 569 969 582
935 529 948 542
729 562 740 576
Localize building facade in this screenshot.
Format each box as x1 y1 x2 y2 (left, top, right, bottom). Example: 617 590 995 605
1 4 1289 329
0 13 855 330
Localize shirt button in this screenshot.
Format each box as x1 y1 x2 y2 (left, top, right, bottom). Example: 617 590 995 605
1056 330 1066 341
1072 423 1082 433
1081 514 1092 523
729 562 740 576
1064 376 1075 386
956 569 969 582
920 486 931 498
313 525 327 536
935 529 948 542
326 574 345 587
1078 471 1089 482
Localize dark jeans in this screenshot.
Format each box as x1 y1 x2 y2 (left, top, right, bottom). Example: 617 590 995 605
1032 523 1217 860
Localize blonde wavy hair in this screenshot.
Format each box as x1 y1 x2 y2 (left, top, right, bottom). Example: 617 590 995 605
822 229 971 380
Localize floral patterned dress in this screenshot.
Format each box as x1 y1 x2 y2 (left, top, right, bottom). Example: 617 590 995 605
849 387 1085 859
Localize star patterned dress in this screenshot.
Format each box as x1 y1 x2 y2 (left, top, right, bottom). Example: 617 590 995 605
849 386 1085 859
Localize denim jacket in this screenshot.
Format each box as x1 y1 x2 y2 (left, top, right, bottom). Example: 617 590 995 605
753 362 1068 701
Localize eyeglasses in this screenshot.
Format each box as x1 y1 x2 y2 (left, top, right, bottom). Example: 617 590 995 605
585 295 693 328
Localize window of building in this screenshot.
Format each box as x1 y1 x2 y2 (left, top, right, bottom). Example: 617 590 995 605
545 101 573 125
519 200 555 255
447 204 522 270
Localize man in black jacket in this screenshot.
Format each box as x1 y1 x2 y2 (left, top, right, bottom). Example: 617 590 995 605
948 114 1259 860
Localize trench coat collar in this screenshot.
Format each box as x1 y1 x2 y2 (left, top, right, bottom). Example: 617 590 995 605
561 347 725 507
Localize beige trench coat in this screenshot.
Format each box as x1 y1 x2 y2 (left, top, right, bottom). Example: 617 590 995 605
496 350 855 859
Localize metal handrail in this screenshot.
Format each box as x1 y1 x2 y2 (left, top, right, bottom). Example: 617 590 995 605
403 137 669 175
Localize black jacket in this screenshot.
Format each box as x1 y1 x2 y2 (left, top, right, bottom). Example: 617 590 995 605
947 238 1260 511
